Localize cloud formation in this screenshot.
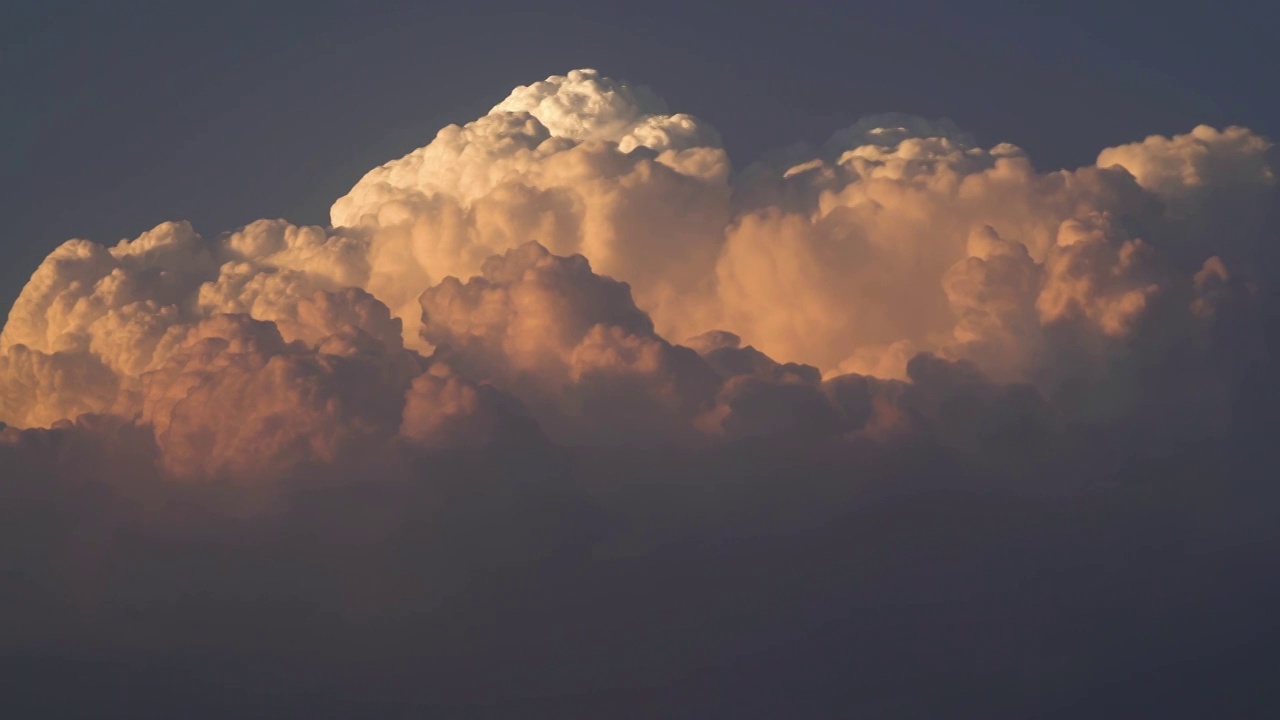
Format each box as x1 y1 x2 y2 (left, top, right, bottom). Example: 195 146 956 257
2 68 1279 717
4 70 1274 474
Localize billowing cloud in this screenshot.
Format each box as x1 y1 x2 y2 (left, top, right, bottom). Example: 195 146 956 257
711 125 1169 379
2 68 1279 717
418 241 721 445
331 69 731 349
2 68 1276 479
1097 124 1278 272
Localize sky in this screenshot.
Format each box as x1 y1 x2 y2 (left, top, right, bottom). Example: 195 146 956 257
3 2 1280 717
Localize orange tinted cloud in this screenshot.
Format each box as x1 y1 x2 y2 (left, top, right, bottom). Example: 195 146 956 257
0 69 1275 479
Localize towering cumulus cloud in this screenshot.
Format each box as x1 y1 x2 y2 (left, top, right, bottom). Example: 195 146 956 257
5 69 1274 465
2 70 1279 716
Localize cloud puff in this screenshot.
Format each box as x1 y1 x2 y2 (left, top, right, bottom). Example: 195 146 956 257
0 344 119 428
419 242 720 444
330 69 730 349
709 121 1175 381
1096 124 1274 203
1097 125 1278 271
399 361 541 450
134 314 415 481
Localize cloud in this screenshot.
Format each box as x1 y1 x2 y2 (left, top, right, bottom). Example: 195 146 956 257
418 241 721 445
1 68 1279 716
4 388 1279 717
1097 124 1278 271
331 69 731 349
709 123 1174 380
0 68 1275 479
399 361 542 450
1096 125 1274 202
135 314 420 481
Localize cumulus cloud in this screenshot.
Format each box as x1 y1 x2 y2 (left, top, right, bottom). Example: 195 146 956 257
1098 125 1274 199
418 242 720 444
399 361 541 450
0 68 1275 479
1097 124 1278 271
134 314 418 481
711 124 1173 380
2 68 1280 717
331 69 730 349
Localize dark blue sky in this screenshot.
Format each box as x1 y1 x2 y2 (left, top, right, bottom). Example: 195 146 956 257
3 0 1276 310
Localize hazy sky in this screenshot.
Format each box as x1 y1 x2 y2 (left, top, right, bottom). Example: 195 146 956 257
3 1 1276 310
